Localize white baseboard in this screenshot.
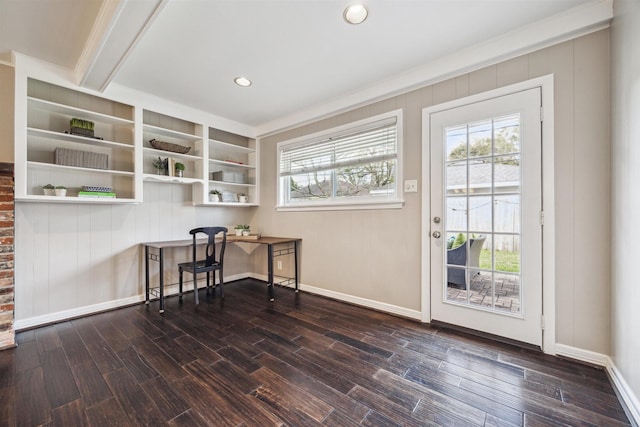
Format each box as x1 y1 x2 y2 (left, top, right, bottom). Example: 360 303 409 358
555 344 639 427
250 273 422 320
14 272 250 331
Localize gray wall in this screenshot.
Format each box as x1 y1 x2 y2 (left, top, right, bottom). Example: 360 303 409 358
257 29 611 355
611 0 640 407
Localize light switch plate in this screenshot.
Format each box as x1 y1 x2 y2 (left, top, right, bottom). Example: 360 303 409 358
404 180 418 193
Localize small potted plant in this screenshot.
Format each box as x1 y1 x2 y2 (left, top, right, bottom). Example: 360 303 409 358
152 157 166 175
43 183 55 196
175 162 185 178
55 185 67 197
234 224 248 236
242 225 251 236
238 193 248 203
209 189 221 202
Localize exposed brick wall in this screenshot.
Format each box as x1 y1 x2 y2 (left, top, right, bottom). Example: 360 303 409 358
0 163 14 350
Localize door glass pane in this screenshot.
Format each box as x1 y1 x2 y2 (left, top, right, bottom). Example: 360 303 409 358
495 195 520 233
446 197 467 231
468 120 492 159
494 114 520 155
468 196 491 233
443 114 523 316
446 161 466 194
495 155 520 193
468 158 492 195
446 125 467 161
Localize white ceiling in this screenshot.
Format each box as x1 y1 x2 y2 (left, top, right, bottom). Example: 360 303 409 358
1 0 611 134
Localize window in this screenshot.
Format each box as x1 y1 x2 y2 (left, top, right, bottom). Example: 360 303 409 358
277 110 403 210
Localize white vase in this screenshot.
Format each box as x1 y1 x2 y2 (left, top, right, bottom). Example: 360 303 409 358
43 188 55 196
235 229 243 236
209 194 220 202
239 195 247 203
242 229 251 236
55 188 67 197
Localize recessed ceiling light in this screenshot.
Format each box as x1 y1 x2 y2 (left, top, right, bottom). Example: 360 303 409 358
234 77 252 87
344 4 368 25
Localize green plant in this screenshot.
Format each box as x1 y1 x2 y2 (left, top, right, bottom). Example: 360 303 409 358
55 185 66 189
237 192 246 197
235 224 250 230
210 189 221 195
175 162 185 171
43 184 55 189
70 118 94 130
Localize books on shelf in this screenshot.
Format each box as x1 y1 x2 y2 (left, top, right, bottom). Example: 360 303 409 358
78 191 117 199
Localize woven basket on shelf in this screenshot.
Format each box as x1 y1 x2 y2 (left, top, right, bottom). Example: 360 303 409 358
149 138 191 154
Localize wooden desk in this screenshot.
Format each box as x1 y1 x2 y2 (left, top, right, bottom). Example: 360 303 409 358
141 235 300 313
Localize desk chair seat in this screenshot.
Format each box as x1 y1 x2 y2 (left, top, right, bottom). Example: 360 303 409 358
178 227 227 305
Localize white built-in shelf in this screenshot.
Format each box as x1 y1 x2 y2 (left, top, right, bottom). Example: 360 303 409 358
210 139 254 153
16 195 137 204
208 179 256 188
27 97 134 126
143 124 200 141
209 158 255 169
142 147 201 162
28 161 135 176
143 174 203 185
27 127 135 151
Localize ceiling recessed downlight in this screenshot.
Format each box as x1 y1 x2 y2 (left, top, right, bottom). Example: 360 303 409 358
344 4 368 25
234 77 252 87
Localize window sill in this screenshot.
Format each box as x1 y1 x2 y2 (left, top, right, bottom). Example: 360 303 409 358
276 199 405 212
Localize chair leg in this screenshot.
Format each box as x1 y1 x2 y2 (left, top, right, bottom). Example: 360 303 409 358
178 268 183 301
206 271 211 294
219 268 224 299
194 273 199 305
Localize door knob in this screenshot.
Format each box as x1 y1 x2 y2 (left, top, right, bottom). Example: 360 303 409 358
432 231 441 239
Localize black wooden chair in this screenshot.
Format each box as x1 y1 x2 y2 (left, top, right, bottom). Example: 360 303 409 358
178 227 227 305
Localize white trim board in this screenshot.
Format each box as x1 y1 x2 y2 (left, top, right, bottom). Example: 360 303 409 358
556 344 640 427
249 273 422 321
14 272 250 331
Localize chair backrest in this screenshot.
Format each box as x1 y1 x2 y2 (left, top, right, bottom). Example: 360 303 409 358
468 236 486 268
189 226 227 266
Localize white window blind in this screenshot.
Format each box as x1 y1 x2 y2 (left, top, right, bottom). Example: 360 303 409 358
277 111 402 210
279 117 397 177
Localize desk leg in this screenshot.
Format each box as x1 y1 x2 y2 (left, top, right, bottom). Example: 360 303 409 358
159 247 165 313
294 241 299 293
145 245 150 304
268 244 275 301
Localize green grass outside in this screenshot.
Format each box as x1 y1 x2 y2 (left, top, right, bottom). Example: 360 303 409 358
479 249 520 273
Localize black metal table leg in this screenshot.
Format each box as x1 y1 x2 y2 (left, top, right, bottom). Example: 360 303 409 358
159 247 165 313
294 241 299 293
145 245 150 304
268 243 275 301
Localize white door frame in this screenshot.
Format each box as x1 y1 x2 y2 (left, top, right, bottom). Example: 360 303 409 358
421 75 556 354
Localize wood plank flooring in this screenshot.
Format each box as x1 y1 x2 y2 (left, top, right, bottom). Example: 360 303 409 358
0 279 631 426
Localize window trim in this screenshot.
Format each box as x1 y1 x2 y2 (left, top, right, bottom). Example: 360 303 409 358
276 109 404 211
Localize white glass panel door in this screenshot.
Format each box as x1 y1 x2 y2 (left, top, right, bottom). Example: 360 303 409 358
429 88 542 346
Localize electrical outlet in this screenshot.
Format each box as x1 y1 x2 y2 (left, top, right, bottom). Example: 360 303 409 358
277 260 283 270
404 180 418 193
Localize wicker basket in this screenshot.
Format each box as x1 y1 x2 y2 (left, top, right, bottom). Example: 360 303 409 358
149 138 191 154
70 127 94 138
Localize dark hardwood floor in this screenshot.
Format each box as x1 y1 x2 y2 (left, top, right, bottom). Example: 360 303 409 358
0 279 631 426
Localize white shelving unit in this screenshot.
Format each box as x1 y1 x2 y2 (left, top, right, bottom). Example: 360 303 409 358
142 110 204 185
18 78 137 203
199 128 258 206
16 77 259 207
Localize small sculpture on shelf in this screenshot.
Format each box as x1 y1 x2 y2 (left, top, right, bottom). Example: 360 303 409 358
238 193 248 203
152 157 167 175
